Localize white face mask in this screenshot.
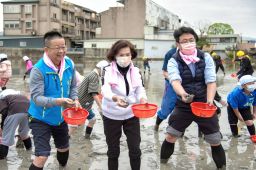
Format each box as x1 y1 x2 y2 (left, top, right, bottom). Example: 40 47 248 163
116 56 131 68
246 84 256 92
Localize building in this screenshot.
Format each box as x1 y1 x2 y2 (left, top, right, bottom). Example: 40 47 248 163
84 0 182 59
203 34 241 58
1 0 100 48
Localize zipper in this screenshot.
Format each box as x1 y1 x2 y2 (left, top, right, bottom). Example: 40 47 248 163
42 107 46 118
58 65 71 120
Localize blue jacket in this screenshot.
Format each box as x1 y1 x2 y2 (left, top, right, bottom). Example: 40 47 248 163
28 57 76 125
227 87 256 109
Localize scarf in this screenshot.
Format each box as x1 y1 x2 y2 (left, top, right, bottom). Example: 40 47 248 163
179 50 200 65
43 52 65 80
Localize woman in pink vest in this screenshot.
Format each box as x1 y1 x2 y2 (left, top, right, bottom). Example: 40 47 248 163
23 56 33 80
0 54 12 90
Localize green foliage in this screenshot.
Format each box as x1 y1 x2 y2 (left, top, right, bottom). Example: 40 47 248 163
207 23 234 35
225 51 234 60
197 36 209 50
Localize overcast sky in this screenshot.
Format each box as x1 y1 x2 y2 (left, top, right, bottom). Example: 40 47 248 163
0 0 255 38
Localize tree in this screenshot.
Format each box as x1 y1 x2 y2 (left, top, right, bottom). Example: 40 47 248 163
207 23 234 35
195 20 211 37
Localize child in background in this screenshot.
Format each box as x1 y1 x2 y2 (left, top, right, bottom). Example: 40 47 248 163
142 55 152 74
227 75 256 142
0 54 12 90
69 60 109 139
23 56 33 80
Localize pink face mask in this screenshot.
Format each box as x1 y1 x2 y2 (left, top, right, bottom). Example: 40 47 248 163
180 42 196 55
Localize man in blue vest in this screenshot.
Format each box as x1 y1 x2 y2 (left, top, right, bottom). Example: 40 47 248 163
160 27 226 169
28 31 80 170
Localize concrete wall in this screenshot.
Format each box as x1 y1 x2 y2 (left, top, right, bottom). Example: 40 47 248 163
145 0 180 30
98 0 146 39
84 39 144 49
144 40 175 58
84 48 144 59
83 38 144 58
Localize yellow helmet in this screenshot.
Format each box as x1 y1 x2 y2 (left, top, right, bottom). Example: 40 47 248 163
236 50 245 57
211 52 217 57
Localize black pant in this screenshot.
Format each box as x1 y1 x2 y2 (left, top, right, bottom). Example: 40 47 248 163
216 64 225 74
103 116 141 170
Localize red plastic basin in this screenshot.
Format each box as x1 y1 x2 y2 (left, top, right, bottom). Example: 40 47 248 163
62 107 89 125
251 135 256 143
190 102 217 118
131 103 157 118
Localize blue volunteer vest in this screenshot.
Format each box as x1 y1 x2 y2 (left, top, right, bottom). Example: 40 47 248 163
28 57 74 125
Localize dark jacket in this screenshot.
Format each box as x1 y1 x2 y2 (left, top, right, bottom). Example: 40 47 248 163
236 57 254 79
173 50 207 107
0 94 29 128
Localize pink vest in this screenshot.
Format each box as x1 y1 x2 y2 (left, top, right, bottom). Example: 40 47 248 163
26 60 33 71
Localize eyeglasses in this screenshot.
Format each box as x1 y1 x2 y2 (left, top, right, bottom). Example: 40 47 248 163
179 39 195 44
46 46 67 51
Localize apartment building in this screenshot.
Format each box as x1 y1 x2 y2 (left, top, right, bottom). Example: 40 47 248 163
1 0 100 48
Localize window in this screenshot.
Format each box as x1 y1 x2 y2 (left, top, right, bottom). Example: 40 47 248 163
53 13 57 19
3 5 20 13
92 44 97 48
24 5 32 14
52 0 57 4
0 41 3 47
26 21 32 29
20 42 27 47
4 21 20 29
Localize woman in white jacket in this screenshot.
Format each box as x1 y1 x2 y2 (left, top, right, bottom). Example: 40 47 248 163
101 40 147 170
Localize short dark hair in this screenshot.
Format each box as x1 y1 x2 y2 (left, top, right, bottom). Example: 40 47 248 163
43 31 63 47
107 40 137 61
173 27 199 43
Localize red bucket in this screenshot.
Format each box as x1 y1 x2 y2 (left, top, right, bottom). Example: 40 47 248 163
251 135 256 143
190 102 217 118
231 73 237 78
62 107 89 125
131 103 157 118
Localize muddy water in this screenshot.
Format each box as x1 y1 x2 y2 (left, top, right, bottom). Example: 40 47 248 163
1 60 256 170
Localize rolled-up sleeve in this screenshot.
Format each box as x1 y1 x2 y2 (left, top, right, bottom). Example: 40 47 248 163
204 53 216 84
30 67 57 107
167 58 181 82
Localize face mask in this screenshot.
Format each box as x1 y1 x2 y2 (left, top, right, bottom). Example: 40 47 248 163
246 84 256 92
116 56 131 68
180 42 196 55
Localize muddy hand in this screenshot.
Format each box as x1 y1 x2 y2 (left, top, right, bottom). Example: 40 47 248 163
181 93 194 103
117 97 129 108
73 99 81 111
63 98 75 108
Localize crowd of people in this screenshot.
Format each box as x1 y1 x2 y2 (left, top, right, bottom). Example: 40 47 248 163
0 27 255 170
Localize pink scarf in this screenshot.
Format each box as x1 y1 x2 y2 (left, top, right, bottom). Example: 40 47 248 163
179 50 200 65
110 61 140 88
43 52 65 80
